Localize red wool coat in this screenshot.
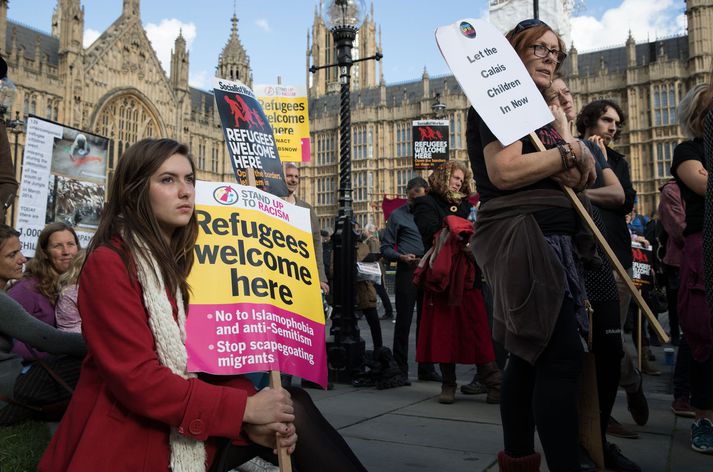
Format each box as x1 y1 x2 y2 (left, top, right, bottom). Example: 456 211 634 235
39 244 256 471
416 216 495 365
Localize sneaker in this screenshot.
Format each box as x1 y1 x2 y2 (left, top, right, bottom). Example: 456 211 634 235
691 418 713 454
461 380 488 395
607 417 639 439
380 312 393 320
626 378 650 426
603 442 642 472
671 397 696 418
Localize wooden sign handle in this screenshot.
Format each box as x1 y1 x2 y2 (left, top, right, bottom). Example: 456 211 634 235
528 132 669 344
268 370 293 472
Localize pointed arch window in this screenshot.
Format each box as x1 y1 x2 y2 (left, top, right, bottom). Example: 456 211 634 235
94 94 160 170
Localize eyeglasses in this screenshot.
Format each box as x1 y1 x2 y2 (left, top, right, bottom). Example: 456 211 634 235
529 44 567 64
511 18 547 36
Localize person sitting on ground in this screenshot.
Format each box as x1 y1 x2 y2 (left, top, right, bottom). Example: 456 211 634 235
39 138 367 471
0 224 85 426
54 250 87 334
9 223 80 360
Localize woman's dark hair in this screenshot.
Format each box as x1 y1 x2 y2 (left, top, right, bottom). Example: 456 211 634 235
505 19 566 72
0 223 20 248
89 138 197 302
575 99 627 140
25 222 80 303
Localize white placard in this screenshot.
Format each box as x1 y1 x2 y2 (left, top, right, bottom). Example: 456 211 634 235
435 19 553 146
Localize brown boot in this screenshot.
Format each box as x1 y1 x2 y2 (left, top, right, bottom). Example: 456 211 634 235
497 451 541 471
439 382 456 404
478 361 502 404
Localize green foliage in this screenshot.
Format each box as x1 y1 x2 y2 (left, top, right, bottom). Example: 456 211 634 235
0 422 51 472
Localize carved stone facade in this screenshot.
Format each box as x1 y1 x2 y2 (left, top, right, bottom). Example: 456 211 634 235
0 0 236 208
303 0 713 231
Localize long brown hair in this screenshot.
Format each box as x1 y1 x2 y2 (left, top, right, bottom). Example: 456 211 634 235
428 160 474 204
88 138 197 302
24 222 80 303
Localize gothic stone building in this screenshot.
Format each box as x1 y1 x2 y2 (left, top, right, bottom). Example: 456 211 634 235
3 0 712 231
303 0 713 230
0 0 246 215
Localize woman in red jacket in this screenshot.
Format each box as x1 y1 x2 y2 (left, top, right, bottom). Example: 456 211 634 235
40 139 366 471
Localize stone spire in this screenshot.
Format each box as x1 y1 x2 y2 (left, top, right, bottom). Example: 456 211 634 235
216 11 251 86
171 29 189 91
123 0 140 18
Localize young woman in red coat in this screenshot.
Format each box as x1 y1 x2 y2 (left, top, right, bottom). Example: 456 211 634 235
39 139 366 472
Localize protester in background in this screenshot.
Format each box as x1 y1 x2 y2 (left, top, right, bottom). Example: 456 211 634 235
671 84 713 454
381 177 441 382
658 179 685 346
40 139 367 471
577 99 653 437
413 161 499 405
8 223 80 360
54 250 87 334
363 223 394 320
283 163 332 390
0 224 84 426
702 67 713 344
354 225 383 351
468 18 597 471
548 77 640 471
283 163 328 294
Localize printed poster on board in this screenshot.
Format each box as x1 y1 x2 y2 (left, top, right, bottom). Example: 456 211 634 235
412 119 449 170
185 181 326 387
254 84 311 163
15 115 108 256
631 242 653 288
213 77 288 197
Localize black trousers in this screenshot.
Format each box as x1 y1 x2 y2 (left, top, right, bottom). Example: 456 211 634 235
590 299 624 443
391 262 427 375
374 282 393 316
673 335 692 400
0 355 83 426
500 297 584 472
210 388 367 472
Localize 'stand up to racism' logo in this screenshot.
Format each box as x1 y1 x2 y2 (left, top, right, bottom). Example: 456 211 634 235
460 21 477 39
213 185 239 205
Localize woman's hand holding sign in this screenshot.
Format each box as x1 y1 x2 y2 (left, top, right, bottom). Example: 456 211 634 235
244 386 295 425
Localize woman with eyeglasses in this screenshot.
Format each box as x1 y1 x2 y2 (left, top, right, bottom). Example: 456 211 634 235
468 19 597 472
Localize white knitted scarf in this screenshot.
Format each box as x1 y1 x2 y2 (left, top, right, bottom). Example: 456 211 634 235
132 237 206 472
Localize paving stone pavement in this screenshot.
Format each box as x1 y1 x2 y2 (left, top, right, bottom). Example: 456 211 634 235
304 310 713 471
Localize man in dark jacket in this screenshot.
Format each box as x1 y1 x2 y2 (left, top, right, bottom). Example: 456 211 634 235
577 100 650 437
381 177 440 382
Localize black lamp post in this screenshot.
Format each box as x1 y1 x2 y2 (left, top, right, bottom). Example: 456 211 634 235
431 92 446 119
309 0 382 383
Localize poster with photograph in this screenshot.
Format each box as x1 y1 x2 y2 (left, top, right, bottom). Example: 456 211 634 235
16 115 108 256
412 119 449 170
213 77 288 197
